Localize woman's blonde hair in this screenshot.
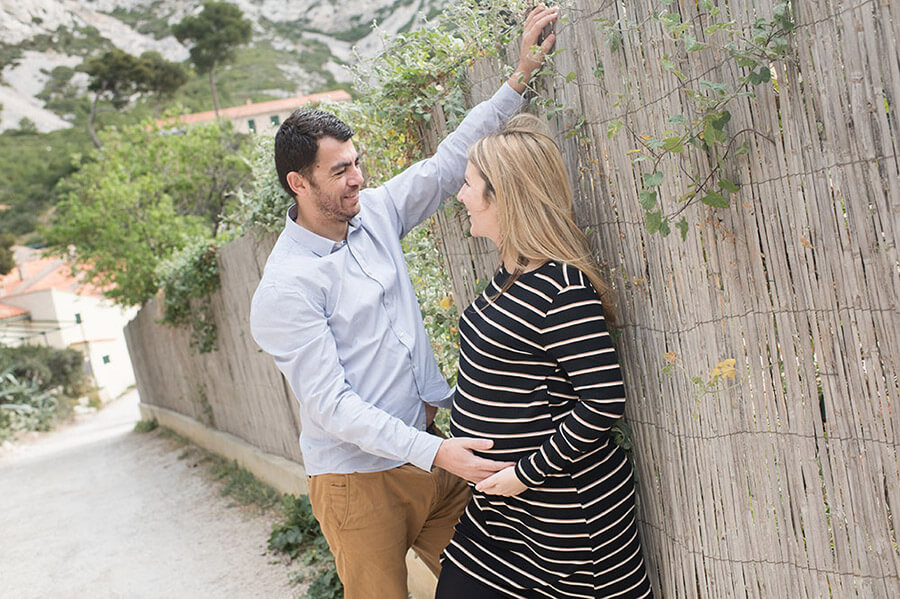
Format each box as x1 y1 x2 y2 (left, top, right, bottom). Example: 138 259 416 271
468 113 616 321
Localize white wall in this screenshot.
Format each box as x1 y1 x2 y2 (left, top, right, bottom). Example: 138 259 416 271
2 289 138 400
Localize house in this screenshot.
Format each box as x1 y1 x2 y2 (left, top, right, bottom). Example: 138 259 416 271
159 89 353 135
0 247 137 401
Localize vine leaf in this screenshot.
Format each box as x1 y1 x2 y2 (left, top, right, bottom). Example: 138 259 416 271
639 190 658 210
645 210 663 234
643 171 664 187
607 119 623 138
718 178 740 193
748 66 772 85
684 33 708 52
701 190 729 207
676 217 689 240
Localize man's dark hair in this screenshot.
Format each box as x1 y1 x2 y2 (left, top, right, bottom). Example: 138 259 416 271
274 108 354 198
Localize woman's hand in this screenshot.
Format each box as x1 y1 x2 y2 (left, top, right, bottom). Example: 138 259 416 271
507 4 560 94
475 465 528 496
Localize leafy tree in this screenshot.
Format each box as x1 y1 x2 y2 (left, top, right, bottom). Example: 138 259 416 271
83 49 146 149
44 120 252 306
0 127 87 237
139 51 190 115
83 49 189 148
0 232 15 275
173 2 252 119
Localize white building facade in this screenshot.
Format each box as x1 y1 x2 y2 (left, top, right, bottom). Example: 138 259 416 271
0 248 137 401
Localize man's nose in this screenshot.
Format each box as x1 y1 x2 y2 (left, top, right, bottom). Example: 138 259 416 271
349 164 364 186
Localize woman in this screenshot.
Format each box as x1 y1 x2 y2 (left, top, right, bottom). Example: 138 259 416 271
436 114 653 599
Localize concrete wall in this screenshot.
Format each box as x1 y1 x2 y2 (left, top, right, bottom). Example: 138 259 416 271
125 231 304 463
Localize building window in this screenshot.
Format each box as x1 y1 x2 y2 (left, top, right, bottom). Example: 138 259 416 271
270 115 280 126
74 313 82 324
102 355 110 364
248 119 256 133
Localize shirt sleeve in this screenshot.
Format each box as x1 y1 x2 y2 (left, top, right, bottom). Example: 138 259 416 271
515 284 626 487
250 284 443 471
376 83 524 238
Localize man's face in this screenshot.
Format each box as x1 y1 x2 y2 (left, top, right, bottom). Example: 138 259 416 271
305 136 364 224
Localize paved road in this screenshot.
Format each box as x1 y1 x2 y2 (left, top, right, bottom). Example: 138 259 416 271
0 391 297 598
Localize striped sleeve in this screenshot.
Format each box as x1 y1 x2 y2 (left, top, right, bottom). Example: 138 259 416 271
515 279 626 487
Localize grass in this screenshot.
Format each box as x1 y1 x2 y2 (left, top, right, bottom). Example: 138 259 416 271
133 419 158 433
152 428 283 512
210 457 282 510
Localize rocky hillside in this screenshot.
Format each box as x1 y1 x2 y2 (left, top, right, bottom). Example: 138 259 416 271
0 0 444 132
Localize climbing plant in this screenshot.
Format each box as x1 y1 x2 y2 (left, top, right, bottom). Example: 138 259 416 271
155 238 223 353
602 0 795 238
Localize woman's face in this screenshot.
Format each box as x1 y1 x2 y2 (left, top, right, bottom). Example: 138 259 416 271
458 161 501 246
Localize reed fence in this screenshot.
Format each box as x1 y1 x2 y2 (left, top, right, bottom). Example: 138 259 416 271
428 1 899 596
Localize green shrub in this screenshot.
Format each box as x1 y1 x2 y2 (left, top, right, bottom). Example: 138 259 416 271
269 494 323 558
227 134 289 235
0 367 58 439
304 566 343 599
0 345 89 397
269 495 344 598
133 418 159 433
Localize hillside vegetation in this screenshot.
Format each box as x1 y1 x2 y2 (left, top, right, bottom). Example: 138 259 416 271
0 0 443 241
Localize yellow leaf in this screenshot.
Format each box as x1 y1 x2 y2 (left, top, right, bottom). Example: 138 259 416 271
713 358 737 380
439 296 454 311
664 352 678 364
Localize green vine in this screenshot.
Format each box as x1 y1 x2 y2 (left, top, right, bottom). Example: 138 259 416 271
605 0 795 238
156 239 222 353
351 0 531 153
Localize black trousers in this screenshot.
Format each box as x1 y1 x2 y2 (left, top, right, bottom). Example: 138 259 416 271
435 561 514 599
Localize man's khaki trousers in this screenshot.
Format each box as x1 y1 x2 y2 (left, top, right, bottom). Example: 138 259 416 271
309 464 471 599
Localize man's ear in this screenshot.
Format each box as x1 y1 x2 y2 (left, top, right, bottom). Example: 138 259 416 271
286 171 311 198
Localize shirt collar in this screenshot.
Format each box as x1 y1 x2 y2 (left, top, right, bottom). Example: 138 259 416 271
284 204 361 257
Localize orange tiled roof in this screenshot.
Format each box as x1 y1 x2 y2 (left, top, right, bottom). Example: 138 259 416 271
0 248 103 300
160 89 352 127
0 302 28 320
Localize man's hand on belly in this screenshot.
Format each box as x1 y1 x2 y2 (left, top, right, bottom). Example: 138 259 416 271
432 437 515 484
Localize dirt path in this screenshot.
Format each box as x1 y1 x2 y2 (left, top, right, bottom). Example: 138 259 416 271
0 390 300 598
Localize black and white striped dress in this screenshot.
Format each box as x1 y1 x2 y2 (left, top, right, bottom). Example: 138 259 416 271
445 261 653 599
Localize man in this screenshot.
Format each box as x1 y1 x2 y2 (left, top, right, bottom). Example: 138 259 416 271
250 6 558 598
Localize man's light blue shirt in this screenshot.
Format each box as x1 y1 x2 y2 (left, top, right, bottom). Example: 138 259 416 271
250 83 523 476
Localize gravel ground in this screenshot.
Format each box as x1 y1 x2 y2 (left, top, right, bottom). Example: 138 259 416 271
0 390 301 599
